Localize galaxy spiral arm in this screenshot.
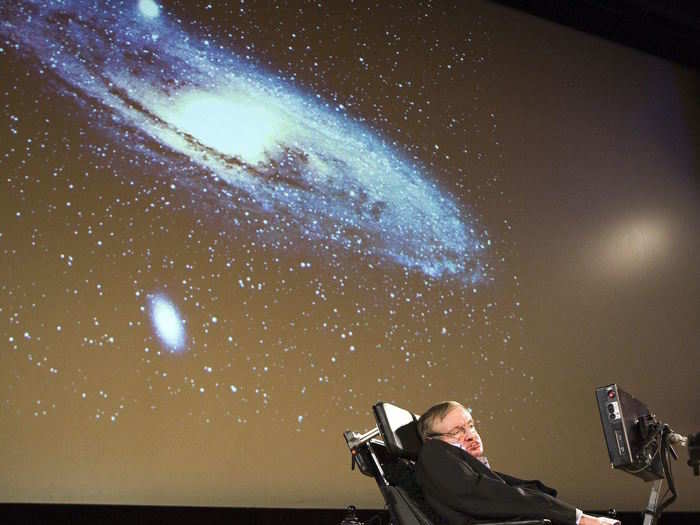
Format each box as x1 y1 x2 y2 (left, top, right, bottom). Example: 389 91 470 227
1 0 490 283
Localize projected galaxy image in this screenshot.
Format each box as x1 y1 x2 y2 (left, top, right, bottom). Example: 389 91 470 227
2 0 518 458
2 0 698 512
1 0 511 414
2 0 487 282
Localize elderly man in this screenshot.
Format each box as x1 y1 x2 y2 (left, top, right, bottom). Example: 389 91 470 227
415 401 620 525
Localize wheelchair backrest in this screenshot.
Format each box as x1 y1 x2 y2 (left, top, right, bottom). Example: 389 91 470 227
373 402 423 460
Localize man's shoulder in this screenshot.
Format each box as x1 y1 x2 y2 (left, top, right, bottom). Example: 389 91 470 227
418 438 453 459
418 438 472 468
416 439 468 488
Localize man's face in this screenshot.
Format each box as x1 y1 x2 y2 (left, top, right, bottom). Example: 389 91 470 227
430 406 484 458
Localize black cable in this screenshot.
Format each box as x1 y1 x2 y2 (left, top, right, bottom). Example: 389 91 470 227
627 421 663 475
363 513 383 525
655 426 678 517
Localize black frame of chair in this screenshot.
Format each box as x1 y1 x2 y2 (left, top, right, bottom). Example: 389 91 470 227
344 428 433 525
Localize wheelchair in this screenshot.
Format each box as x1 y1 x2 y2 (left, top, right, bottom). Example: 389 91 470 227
343 402 551 525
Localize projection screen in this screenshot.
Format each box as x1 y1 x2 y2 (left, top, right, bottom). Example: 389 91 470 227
1 0 698 512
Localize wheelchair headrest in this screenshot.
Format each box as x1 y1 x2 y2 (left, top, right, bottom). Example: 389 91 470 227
373 402 423 460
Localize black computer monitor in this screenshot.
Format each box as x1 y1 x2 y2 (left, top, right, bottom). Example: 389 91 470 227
595 384 664 481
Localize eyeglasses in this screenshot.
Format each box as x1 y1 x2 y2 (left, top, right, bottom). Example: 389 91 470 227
428 424 478 441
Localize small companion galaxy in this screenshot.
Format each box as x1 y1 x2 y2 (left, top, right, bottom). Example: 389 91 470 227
2 0 697 512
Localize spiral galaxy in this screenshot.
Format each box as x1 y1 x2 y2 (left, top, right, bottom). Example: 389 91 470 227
1 0 486 281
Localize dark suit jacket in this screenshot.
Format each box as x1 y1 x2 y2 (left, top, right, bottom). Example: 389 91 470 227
415 439 578 525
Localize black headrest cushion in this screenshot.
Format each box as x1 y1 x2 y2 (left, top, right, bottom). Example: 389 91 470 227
373 402 423 459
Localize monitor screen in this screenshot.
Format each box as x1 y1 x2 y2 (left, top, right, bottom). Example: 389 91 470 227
596 384 664 481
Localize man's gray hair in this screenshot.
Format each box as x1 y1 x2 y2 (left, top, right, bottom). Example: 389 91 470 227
417 400 466 441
